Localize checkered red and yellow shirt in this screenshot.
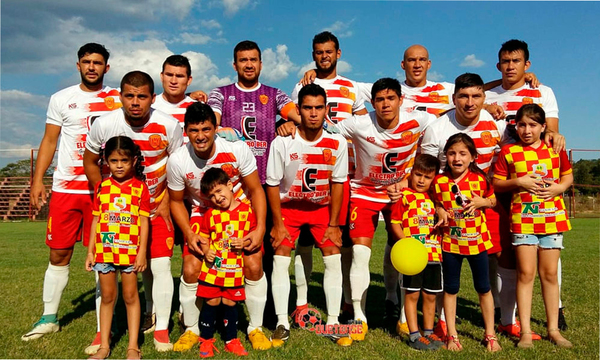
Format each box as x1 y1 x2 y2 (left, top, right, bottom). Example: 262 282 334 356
494 142 572 234
198 202 257 287
391 188 441 262
433 171 494 255
92 177 150 265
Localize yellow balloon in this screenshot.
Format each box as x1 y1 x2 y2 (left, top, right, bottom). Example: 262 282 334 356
390 238 428 276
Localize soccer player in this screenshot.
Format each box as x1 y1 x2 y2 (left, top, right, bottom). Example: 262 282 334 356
83 71 184 351
266 84 350 347
167 102 266 352
290 31 367 327
205 40 299 350
485 39 568 335
23 44 121 352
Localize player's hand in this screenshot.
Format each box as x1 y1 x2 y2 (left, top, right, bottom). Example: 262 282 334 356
518 174 544 194
322 225 342 248
134 253 147 273
524 72 540 88
277 121 297 138
189 90 207 103
216 127 245 142
243 228 265 252
230 237 243 251
301 69 317 86
435 207 451 227
152 199 173 232
462 193 488 216
536 180 564 201
544 131 565 153
322 119 339 134
30 180 47 210
484 104 506 120
205 249 216 263
387 178 409 203
186 231 206 256
85 253 95 272
269 224 290 250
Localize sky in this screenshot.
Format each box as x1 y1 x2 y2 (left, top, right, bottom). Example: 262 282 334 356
1 0 600 168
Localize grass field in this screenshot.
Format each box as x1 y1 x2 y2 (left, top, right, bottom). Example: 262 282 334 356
1 219 598 359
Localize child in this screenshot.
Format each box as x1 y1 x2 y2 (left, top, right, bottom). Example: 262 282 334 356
390 154 444 351
493 104 573 349
196 168 254 358
432 133 500 352
85 136 149 360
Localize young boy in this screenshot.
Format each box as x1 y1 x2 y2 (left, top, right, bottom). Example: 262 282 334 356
196 168 256 358
390 154 445 351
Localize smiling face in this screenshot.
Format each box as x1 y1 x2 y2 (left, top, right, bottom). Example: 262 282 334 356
185 120 216 159
77 52 109 90
445 141 475 178
206 181 235 210
401 45 431 87
452 86 485 126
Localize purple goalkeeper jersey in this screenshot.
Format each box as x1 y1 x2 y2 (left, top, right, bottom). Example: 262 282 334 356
208 82 294 183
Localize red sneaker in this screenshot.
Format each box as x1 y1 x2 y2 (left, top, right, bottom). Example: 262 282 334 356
224 338 248 356
497 321 541 340
199 338 219 358
434 320 447 342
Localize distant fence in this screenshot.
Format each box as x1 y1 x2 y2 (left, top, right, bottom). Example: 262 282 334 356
567 149 600 218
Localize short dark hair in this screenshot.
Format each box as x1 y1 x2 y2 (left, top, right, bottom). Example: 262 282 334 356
516 103 546 126
312 31 339 51
234 40 261 62
298 84 327 106
412 154 440 176
78 43 110 62
454 73 484 94
371 77 402 100
120 71 154 95
499 39 529 62
162 55 191 77
200 167 231 195
184 102 217 129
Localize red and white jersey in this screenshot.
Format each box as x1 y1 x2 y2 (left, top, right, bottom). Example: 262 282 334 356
167 137 257 216
46 85 121 194
266 131 348 205
86 109 184 214
336 111 435 203
421 110 509 174
402 81 455 116
152 94 195 143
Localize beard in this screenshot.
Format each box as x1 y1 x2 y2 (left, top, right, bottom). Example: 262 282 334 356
80 71 104 88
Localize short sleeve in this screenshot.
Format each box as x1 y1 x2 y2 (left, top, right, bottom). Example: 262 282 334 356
265 137 285 186
207 88 224 115
493 147 510 180
167 120 184 154
92 182 102 216
290 83 302 104
558 150 572 175
541 86 559 119
482 175 495 199
276 88 295 120
199 211 212 239
331 138 349 183
46 94 63 126
390 197 405 223
139 184 151 217
420 123 441 160
247 206 257 233
85 115 105 154
335 114 358 139
166 151 185 191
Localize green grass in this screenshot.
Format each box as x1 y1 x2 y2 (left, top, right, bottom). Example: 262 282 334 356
1 219 598 359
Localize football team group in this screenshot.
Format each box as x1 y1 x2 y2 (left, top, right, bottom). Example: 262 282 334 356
21 31 573 358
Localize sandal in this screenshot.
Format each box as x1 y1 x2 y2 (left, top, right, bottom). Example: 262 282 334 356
126 348 142 360
484 334 502 352
517 332 534 349
446 335 463 351
548 328 573 348
88 347 110 360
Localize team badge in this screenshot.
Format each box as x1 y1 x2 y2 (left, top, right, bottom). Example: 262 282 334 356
533 163 548 177
420 201 433 214
400 130 413 145
166 237 174 250
221 163 239 178
322 149 332 163
481 131 492 146
104 97 115 110
522 97 533 105
340 86 350 98
429 91 439 102
149 134 162 149
113 197 127 210
259 94 269 105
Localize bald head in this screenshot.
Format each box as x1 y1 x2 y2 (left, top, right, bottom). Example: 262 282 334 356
403 44 429 61
401 44 431 87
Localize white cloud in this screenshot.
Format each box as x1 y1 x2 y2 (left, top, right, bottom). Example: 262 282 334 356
295 60 352 79
220 0 251 16
179 32 213 45
427 71 445 81
323 20 355 38
201 19 222 29
261 45 298 82
460 54 485 68
297 62 316 78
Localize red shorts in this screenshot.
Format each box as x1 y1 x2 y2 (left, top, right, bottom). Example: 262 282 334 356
196 283 245 302
485 205 512 255
338 178 350 226
279 203 335 249
46 192 93 249
148 216 175 259
348 198 392 239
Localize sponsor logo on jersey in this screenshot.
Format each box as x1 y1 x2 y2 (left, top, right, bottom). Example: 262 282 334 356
101 231 116 244
290 153 299 161
366 136 376 144
103 212 133 224
420 201 433 215
241 116 257 140
228 95 236 101
302 168 318 192
533 163 548 177
522 202 540 214
186 172 195 180
382 152 403 173
149 134 162 149
113 197 127 210
323 149 332 163
259 94 269 105
69 103 78 110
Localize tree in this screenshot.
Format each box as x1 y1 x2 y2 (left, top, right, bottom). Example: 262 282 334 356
572 159 600 195
0 159 54 178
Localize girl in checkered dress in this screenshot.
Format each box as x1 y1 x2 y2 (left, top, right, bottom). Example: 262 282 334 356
85 136 150 359
493 104 572 349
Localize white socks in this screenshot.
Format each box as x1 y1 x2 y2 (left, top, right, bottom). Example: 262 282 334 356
497 266 517 326
293 253 308 307
340 246 353 306
383 244 399 305
272 255 291 329
323 254 342 325
142 266 154 314
42 263 70 316
149 257 173 331
179 277 200 335
350 245 371 322
558 257 563 308
245 273 267 334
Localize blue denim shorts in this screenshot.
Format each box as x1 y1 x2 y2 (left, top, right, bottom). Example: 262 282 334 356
93 262 135 274
512 233 564 249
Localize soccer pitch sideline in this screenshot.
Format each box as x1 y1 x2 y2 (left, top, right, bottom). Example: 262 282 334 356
1 219 598 359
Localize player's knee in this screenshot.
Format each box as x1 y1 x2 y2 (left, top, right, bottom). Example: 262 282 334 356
49 248 73 266
321 246 340 257
244 259 263 281
100 287 118 304
122 288 139 305
182 257 201 284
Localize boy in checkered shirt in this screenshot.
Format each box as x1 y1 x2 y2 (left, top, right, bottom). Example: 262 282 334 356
196 168 256 357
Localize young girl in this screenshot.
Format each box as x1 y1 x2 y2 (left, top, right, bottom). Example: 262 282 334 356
493 104 573 349
433 133 500 352
85 136 150 360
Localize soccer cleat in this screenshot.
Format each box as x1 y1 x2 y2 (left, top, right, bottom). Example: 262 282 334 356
497 321 541 340
84 332 102 355
270 325 290 348
408 336 437 351
383 300 400 333
224 338 248 356
396 321 410 336
349 320 367 341
425 334 445 350
335 336 353 347
433 320 447 342
198 337 219 358
558 307 568 331
21 317 59 341
248 328 272 350
173 330 199 352
153 329 173 352
290 304 308 327
141 312 156 334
